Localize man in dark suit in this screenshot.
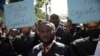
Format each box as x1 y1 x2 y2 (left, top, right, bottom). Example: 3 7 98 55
13 27 38 56
70 22 100 56
31 21 73 56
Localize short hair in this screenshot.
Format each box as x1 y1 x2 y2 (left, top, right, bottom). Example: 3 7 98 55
50 14 59 20
38 21 55 32
67 19 72 24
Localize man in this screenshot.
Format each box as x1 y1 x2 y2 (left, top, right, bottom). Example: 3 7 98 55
0 29 18 56
70 22 100 56
31 21 73 56
60 19 77 45
65 19 84 43
50 14 65 44
13 27 38 56
50 14 60 28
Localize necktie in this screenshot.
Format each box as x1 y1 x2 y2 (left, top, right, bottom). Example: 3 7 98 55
43 47 48 54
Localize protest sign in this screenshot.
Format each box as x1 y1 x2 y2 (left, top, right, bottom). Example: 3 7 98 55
68 0 100 23
4 0 36 29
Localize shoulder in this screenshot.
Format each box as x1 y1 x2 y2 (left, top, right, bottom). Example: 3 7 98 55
54 42 73 56
57 25 64 30
73 38 87 44
33 43 42 50
54 42 70 50
31 43 42 55
71 38 89 47
55 42 65 47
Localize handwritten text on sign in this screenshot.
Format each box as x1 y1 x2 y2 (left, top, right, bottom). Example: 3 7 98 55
68 0 100 23
4 0 36 29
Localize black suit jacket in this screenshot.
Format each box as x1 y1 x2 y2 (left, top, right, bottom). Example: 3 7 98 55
13 34 36 56
31 41 73 56
70 37 98 56
0 38 17 56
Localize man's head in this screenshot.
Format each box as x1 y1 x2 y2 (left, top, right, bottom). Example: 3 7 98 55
8 29 19 38
37 21 56 45
50 14 60 28
64 19 73 31
86 22 100 41
20 27 31 35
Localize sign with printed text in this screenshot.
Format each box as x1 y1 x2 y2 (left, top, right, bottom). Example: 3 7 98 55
4 0 36 29
67 0 100 23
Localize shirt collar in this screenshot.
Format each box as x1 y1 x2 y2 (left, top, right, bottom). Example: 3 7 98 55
41 40 55 50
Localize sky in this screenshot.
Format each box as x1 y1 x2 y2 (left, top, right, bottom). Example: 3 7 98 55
41 0 68 16
51 0 68 15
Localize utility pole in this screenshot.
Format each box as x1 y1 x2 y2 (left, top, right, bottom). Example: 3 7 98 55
45 0 48 20
45 0 51 21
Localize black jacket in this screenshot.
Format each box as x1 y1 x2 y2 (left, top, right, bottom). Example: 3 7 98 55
32 41 74 56
70 37 98 56
13 33 38 56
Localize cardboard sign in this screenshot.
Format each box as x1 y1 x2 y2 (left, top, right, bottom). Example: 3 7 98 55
4 0 36 29
68 0 100 23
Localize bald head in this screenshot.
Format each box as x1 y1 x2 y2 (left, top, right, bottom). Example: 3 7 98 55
86 22 98 29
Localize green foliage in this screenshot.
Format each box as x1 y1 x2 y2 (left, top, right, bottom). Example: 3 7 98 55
35 0 46 20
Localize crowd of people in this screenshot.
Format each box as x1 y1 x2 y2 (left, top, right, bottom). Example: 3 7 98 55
0 14 100 56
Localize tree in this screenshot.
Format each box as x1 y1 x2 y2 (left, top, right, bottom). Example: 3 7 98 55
35 0 46 20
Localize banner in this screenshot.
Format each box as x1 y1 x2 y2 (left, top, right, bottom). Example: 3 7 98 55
68 0 100 23
4 0 36 29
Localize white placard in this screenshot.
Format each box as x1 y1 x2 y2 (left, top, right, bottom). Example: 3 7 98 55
68 0 100 23
4 0 36 29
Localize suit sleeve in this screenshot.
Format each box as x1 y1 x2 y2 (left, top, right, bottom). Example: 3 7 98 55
64 45 75 56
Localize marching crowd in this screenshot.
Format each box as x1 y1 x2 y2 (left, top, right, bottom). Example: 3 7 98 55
0 14 100 56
